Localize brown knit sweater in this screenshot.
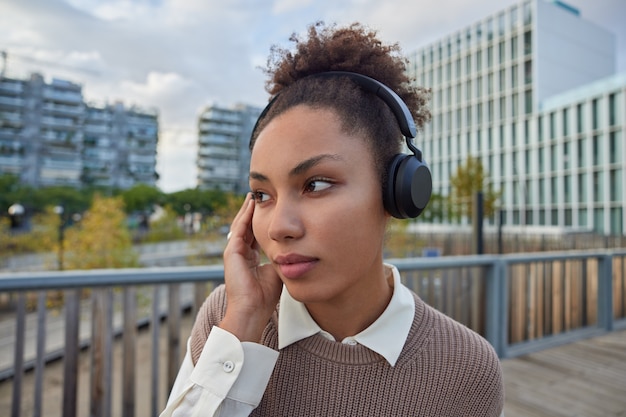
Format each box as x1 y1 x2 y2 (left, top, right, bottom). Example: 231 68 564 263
189 285 504 416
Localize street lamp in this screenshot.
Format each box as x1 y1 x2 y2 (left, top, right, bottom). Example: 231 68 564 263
54 205 65 270
8 203 25 231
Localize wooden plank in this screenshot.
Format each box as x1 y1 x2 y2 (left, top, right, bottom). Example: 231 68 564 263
151 284 162 417
167 283 182 393
33 291 46 417
62 289 80 417
502 330 626 417
122 286 137 417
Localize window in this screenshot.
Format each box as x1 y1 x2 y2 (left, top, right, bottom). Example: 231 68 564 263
608 93 618 126
499 69 506 90
563 142 570 169
564 175 571 203
524 60 532 84
595 206 607 235
538 147 545 172
549 112 556 139
563 108 569 137
525 89 532 114
488 100 494 123
524 31 532 55
511 64 518 88
510 6 519 28
610 208 623 234
609 131 621 164
578 173 586 203
550 144 557 171
523 1 532 25
498 41 506 64
499 97 506 120
579 208 587 227
511 122 517 146
524 149 530 173
476 50 482 71
498 13 506 37
487 46 493 68
593 172 602 202
487 18 494 40
577 138 585 167
610 169 622 201
524 119 530 144
477 76 483 98
488 72 494 95
512 93 518 117
537 116 543 142
593 135 602 165
592 99 599 130
576 103 584 133
511 36 518 59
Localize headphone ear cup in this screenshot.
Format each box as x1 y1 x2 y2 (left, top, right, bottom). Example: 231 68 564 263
384 154 405 219
384 154 433 219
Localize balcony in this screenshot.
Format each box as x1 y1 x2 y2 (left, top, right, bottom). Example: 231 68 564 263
0 96 25 109
0 249 625 416
42 89 83 104
42 103 84 116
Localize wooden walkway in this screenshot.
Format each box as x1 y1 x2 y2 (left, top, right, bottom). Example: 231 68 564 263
502 329 626 417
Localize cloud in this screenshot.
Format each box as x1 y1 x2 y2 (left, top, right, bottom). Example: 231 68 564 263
1 0 624 192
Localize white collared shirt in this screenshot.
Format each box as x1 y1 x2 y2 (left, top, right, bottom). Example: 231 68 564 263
161 264 415 417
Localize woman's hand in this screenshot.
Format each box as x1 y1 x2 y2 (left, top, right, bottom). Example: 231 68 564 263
219 194 283 343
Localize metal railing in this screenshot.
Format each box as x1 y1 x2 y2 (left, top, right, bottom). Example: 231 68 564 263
0 250 625 417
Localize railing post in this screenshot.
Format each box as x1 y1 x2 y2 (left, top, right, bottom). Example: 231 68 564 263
123 286 137 417
484 258 507 358
597 254 614 332
11 292 26 417
62 289 80 417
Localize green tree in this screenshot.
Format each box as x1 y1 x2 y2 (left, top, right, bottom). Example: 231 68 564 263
63 195 139 269
448 156 500 221
120 184 164 213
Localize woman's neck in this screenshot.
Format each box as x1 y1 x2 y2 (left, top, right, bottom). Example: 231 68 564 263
305 266 394 341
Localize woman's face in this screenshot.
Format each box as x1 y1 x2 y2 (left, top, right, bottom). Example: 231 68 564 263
249 105 389 306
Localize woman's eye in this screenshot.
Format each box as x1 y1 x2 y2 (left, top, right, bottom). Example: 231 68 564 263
305 179 333 193
252 191 270 203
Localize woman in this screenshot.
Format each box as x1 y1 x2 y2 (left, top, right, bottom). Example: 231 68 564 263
162 22 504 417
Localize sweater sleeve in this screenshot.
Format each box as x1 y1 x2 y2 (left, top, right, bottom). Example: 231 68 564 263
161 286 279 417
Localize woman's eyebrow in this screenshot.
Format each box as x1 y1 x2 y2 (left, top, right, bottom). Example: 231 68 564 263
249 153 343 183
289 154 343 177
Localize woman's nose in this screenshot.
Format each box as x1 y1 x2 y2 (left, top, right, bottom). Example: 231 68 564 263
267 198 304 242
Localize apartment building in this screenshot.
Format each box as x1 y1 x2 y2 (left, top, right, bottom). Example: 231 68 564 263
196 103 261 193
0 73 159 189
407 0 625 235
83 103 159 188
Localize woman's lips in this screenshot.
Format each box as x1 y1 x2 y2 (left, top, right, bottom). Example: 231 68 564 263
274 254 319 279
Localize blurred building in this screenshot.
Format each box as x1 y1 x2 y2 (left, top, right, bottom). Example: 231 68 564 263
0 73 159 189
196 103 261 193
407 0 625 235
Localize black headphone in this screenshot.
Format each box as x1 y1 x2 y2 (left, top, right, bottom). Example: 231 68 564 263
251 71 432 219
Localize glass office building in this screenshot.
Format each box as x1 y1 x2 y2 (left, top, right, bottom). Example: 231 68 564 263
407 0 625 235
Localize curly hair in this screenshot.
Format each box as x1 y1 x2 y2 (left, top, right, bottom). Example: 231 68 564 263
251 21 431 188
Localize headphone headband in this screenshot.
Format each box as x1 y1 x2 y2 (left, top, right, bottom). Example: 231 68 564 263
249 71 432 219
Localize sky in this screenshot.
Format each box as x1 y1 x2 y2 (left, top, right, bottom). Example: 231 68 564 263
1 0 624 193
